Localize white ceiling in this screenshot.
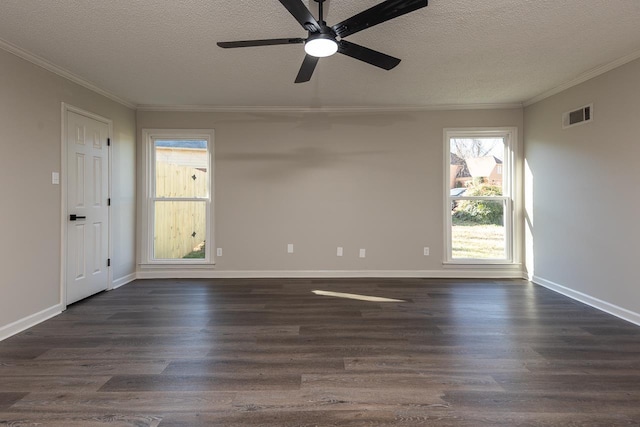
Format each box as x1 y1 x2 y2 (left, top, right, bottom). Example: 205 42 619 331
1 0 639 109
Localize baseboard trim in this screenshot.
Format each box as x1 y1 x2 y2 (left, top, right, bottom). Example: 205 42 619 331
136 269 524 279
0 304 63 341
532 275 640 326
111 273 137 290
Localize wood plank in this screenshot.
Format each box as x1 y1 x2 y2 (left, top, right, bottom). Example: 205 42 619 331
344 356 532 373
162 358 344 375
10 391 235 413
0 376 111 392
0 360 169 376
301 372 504 392
0 347 49 360
442 390 640 414
0 413 162 427
230 388 446 410
99 374 301 392
0 392 28 409
36 347 213 361
491 372 640 393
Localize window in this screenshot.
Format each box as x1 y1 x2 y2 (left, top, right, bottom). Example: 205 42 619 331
445 128 516 263
142 129 214 264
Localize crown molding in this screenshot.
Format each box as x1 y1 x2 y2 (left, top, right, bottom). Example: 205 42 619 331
136 102 523 114
0 37 136 110
524 49 640 107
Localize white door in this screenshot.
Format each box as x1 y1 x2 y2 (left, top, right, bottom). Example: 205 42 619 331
66 110 110 305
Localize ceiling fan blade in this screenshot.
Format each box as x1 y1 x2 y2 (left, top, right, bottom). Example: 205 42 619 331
295 54 319 83
332 0 428 38
217 38 304 48
337 40 400 70
278 0 321 32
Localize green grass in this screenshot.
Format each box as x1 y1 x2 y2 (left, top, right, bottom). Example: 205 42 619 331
452 223 505 259
183 243 206 259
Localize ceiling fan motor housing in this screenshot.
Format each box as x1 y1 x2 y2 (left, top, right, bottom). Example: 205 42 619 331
304 27 338 57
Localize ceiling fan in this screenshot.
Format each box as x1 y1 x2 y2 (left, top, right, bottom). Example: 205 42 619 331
217 0 429 83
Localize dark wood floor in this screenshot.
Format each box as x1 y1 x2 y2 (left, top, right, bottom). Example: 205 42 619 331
1 278 639 426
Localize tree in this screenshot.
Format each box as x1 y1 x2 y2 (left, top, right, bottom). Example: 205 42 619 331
452 138 493 160
453 182 504 225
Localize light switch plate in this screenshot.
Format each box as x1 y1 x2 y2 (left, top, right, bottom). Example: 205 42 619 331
287 244 294 253
52 172 59 185
216 248 222 257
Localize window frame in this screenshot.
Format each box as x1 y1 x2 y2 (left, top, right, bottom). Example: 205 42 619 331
443 127 517 265
141 129 214 265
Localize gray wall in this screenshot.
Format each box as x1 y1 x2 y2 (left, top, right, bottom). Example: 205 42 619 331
0 48 136 330
137 109 523 273
524 58 640 317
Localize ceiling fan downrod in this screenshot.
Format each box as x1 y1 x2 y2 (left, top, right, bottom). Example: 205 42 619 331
315 0 326 24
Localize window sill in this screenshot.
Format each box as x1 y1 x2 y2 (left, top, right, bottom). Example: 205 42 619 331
139 262 216 270
443 262 522 268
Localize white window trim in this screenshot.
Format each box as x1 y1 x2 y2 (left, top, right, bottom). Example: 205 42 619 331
141 129 215 266
443 127 518 265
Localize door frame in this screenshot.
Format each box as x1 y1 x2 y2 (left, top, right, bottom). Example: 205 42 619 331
60 103 113 310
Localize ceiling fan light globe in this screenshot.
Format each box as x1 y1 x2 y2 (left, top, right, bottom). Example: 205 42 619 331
305 37 338 58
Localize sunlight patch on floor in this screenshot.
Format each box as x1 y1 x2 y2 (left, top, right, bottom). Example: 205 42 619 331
312 290 406 303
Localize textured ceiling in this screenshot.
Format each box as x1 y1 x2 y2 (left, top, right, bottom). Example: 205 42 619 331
1 0 639 108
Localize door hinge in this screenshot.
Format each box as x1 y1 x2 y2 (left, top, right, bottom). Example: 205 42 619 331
107 258 111 267
107 138 111 146
108 198 111 206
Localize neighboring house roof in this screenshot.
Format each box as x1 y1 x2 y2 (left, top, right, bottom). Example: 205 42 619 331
450 153 471 178
465 156 503 178
450 153 466 165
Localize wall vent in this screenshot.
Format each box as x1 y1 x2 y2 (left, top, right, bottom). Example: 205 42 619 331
563 104 593 129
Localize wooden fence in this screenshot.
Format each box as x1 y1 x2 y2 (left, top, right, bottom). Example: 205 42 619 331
154 163 207 259
155 161 207 198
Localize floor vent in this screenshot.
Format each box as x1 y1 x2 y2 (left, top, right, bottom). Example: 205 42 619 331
563 104 593 129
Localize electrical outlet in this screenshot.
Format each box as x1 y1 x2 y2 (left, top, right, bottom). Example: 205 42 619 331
216 248 222 257
337 247 343 257
287 244 294 254
359 249 366 258
424 247 430 256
